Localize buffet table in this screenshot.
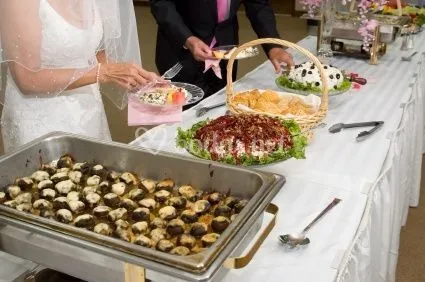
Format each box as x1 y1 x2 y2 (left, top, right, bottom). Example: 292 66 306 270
130 35 425 282
0 35 422 282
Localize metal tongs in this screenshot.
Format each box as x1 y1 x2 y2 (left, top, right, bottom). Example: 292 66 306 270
328 121 384 142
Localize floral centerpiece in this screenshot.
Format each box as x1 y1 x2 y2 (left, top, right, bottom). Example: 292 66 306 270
300 0 388 50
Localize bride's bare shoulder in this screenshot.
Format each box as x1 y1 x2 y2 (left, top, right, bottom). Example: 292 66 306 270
0 0 42 28
0 0 40 17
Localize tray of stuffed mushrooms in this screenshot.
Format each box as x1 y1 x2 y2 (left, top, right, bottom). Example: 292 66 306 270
0 132 284 282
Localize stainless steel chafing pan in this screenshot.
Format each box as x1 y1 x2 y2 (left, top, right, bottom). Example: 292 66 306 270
0 132 284 282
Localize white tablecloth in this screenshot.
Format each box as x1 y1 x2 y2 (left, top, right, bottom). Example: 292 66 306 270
131 35 425 282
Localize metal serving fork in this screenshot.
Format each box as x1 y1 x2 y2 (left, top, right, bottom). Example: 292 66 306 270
162 62 183 80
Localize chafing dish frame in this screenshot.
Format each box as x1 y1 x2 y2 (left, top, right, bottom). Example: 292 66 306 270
0 132 285 282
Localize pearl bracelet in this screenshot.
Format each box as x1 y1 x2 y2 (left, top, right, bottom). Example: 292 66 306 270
96 63 101 84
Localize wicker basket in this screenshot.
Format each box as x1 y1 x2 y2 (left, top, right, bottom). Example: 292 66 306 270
225 38 329 135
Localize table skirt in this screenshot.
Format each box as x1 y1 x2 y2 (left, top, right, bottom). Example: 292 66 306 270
337 56 425 282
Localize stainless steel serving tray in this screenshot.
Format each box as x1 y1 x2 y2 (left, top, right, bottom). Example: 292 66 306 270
0 132 285 281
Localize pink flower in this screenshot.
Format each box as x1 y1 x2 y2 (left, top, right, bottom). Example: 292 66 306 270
358 19 378 50
298 0 386 50
301 0 322 17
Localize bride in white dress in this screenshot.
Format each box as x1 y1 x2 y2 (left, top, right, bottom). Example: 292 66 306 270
0 0 162 278
0 0 161 153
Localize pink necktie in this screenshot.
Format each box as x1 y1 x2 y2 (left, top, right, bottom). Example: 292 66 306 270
217 0 229 23
205 0 230 79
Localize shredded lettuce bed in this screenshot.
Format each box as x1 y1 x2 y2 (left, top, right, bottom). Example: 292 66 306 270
276 75 352 94
176 119 308 166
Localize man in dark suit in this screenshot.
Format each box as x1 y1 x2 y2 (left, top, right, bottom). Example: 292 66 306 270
150 0 294 99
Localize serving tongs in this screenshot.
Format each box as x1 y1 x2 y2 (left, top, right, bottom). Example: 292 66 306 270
329 121 384 142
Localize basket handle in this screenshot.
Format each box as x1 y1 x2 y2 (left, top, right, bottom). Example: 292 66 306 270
225 38 329 111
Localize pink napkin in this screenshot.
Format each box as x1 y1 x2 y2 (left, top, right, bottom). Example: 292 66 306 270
204 37 222 79
127 95 182 126
204 0 230 79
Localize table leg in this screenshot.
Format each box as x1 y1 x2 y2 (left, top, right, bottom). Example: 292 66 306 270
124 263 145 282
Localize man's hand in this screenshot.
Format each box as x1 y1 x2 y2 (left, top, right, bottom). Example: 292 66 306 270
185 36 215 61
268 47 294 74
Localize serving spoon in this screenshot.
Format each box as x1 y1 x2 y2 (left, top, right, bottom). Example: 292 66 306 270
279 198 341 248
401 51 418 62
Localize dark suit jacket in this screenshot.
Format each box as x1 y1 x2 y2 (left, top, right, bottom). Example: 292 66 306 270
150 0 281 73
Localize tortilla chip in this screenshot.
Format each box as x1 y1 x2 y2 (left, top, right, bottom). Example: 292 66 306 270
233 93 250 106
234 89 316 116
261 90 281 103
248 96 259 107
278 99 290 114
255 101 281 114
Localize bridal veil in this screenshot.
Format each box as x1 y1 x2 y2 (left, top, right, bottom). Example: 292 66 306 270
0 0 142 109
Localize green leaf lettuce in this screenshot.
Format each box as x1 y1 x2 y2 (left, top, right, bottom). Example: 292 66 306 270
176 117 308 166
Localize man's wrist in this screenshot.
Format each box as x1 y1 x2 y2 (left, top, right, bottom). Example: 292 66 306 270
267 46 283 57
184 36 197 50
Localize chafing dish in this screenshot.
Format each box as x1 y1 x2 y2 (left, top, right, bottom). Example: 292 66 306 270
304 11 411 64
0 132 284 282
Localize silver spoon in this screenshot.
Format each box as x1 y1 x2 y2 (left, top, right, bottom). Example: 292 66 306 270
279 198 341 248
195 102 226 117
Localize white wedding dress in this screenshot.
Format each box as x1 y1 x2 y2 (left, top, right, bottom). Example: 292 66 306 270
1 0 111 153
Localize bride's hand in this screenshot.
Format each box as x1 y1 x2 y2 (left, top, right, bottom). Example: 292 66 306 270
99 63 164 90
